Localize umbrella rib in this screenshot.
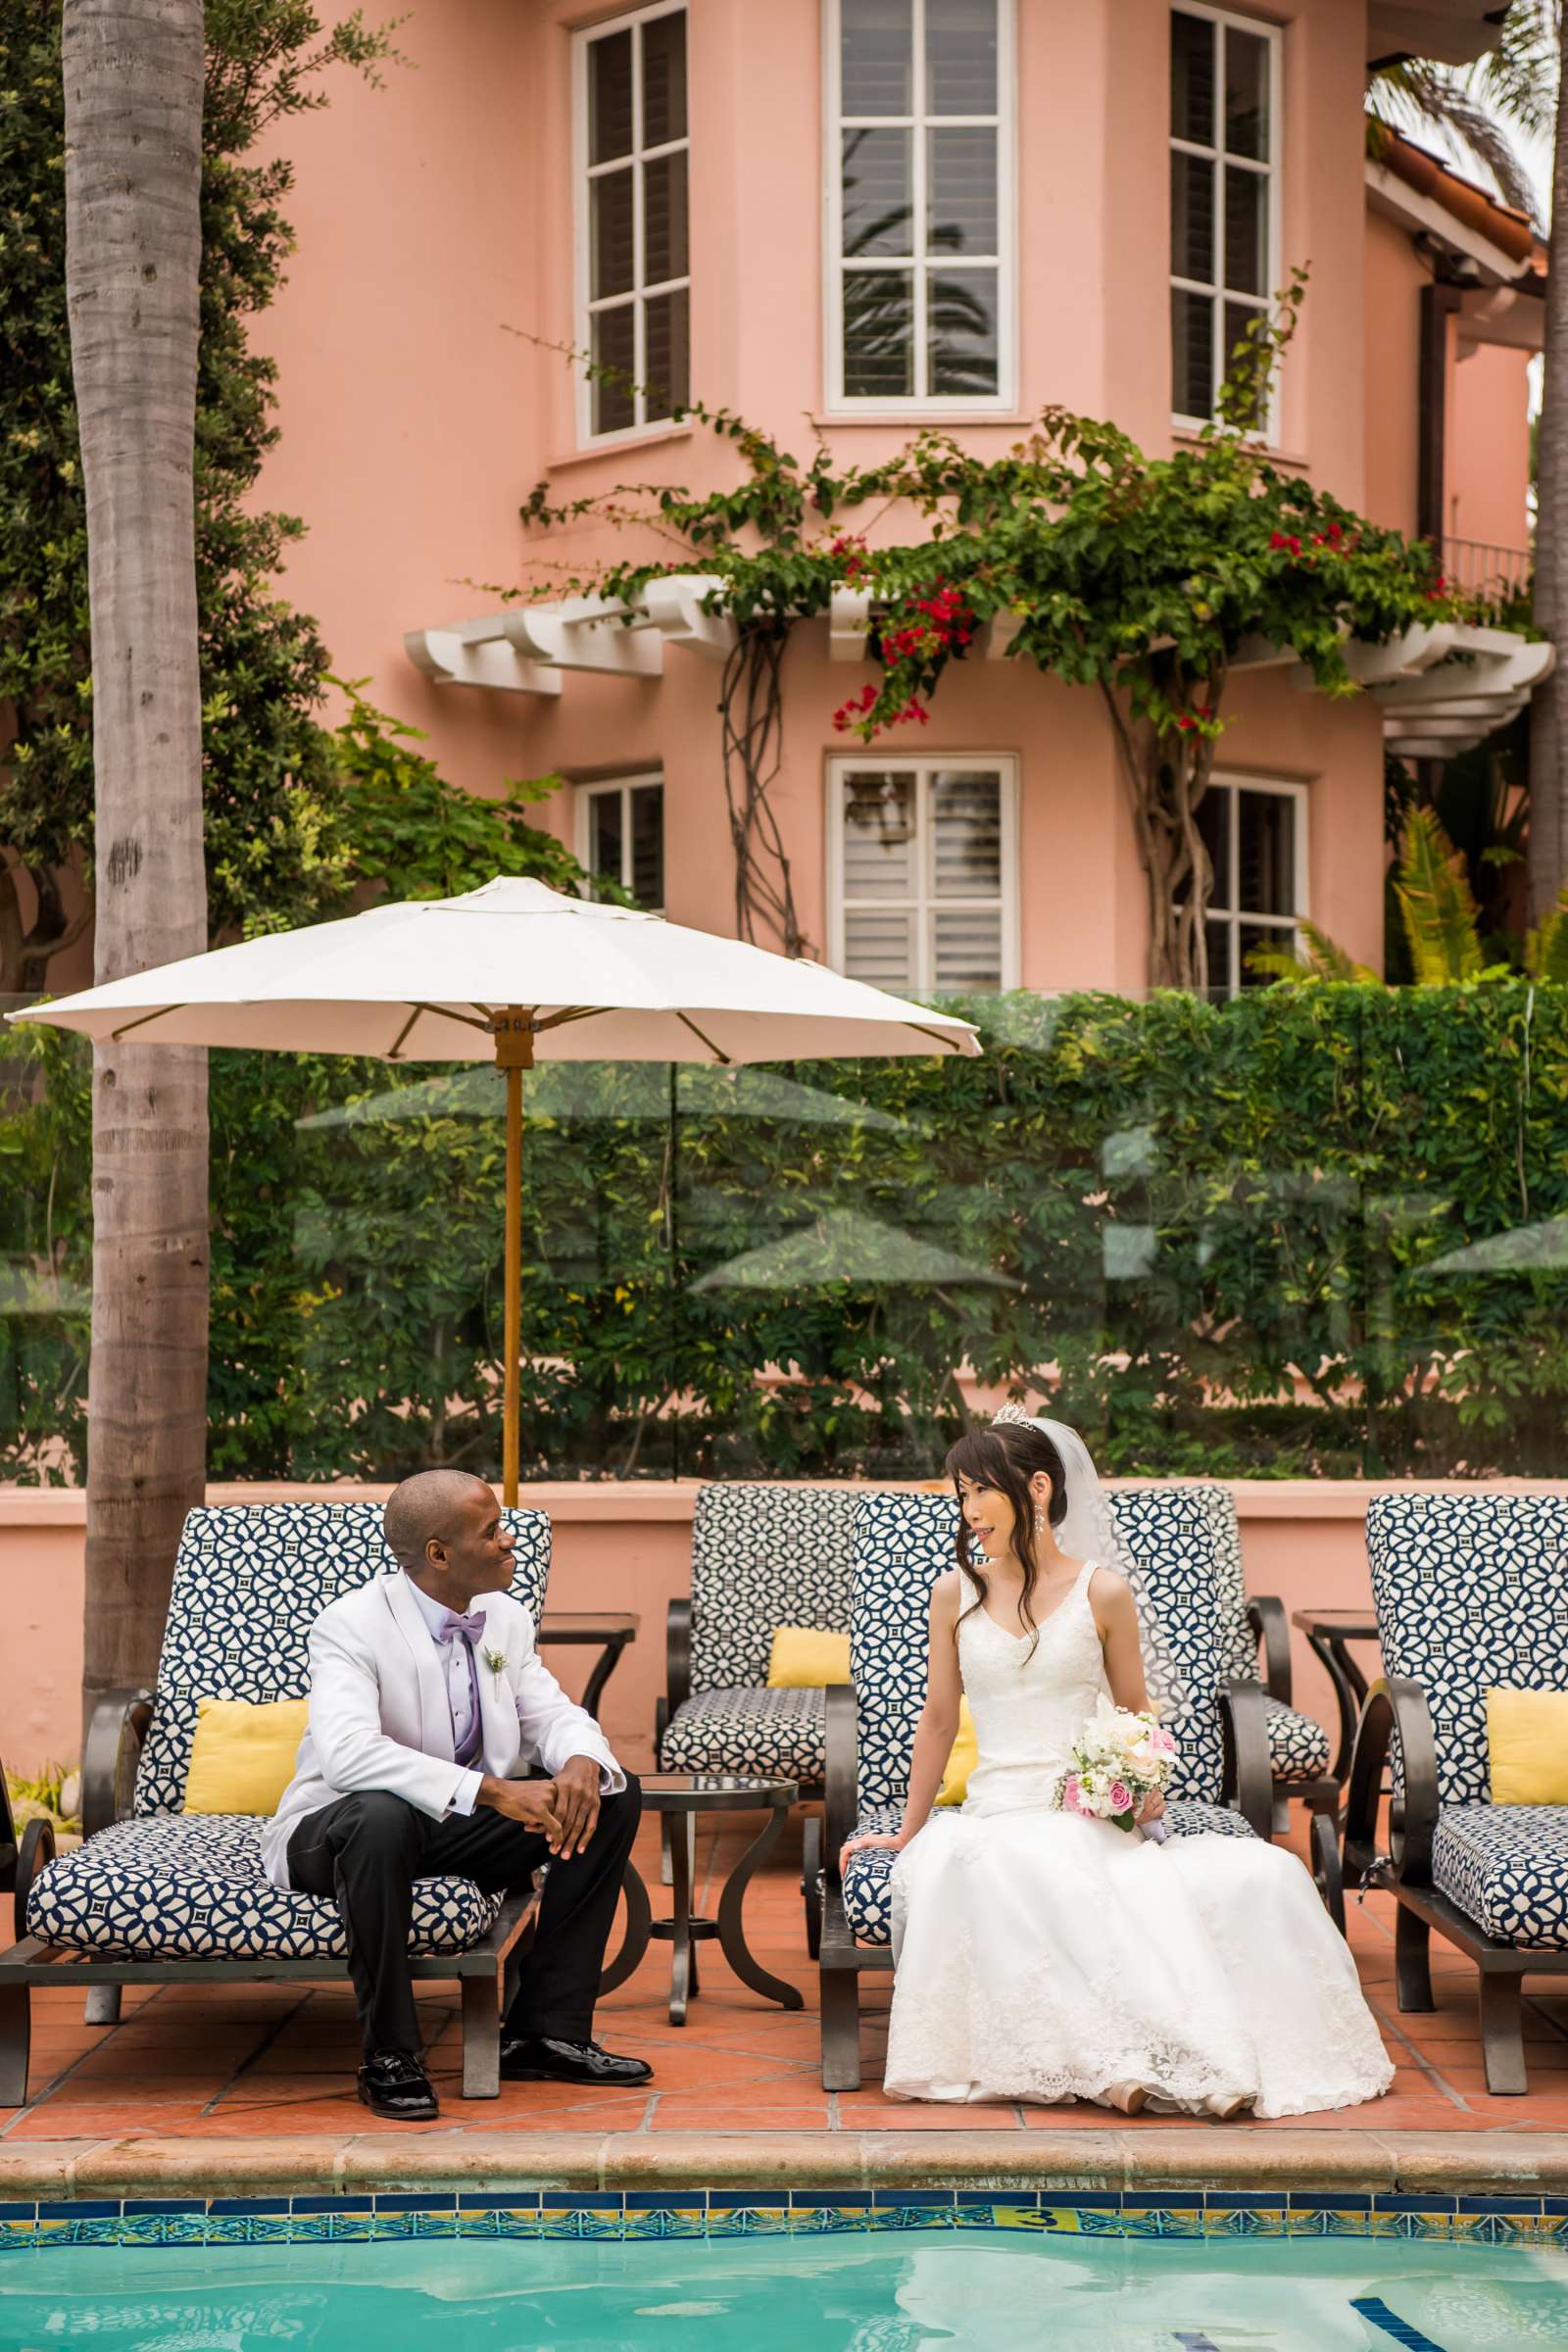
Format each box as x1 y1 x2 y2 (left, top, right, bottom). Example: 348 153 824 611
408 1002 494 1035
385 1005 422 1060
533 1005 608 1033
110 1005 180 1043
903 1021 970 1055
675 1011 731 1064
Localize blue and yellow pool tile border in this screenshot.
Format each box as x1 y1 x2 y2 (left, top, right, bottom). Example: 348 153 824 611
1 2184 1567 2249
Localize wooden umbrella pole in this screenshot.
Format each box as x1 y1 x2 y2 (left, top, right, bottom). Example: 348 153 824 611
495 1008 533 1507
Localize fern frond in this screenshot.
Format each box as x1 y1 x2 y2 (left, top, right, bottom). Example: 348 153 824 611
1396 808 1484 983
1526 886 1568 980
1244 920 1379 985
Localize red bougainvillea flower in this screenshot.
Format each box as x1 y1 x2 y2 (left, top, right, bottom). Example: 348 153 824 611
832 681 880 732
828 533 869 581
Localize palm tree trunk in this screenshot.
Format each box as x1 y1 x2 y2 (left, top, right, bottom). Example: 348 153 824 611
1529 7 1568 921
64 0 209 1722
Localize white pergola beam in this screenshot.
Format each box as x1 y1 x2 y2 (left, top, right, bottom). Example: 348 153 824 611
497 604 662 677
641 573 738 661
403 629 563 697
829 586 873 662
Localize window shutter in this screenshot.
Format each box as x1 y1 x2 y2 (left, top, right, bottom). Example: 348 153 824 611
835 760 1008 993
842 769 918 990
931 769 1001 898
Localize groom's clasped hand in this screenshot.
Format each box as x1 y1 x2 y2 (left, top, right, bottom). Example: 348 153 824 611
477 1755 602 1859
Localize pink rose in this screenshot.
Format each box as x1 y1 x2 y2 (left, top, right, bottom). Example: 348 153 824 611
1152 1728 1177 1757
1107 1780 1132 1815
1062 1776 1084 1815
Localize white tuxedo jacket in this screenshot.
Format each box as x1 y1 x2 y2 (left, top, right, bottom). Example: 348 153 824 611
262 1572 623 1888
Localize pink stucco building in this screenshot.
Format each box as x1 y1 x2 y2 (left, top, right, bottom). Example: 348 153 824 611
257 0 1544 993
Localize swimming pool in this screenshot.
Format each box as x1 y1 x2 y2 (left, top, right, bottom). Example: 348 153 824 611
1 2234 1566 2350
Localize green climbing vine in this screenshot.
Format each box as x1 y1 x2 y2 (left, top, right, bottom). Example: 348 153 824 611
518 275 1489 991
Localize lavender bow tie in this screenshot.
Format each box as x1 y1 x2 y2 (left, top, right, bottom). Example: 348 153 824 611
437 1608 487 1644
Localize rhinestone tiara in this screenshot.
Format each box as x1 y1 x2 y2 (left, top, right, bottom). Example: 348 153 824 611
991 1403 1035 1428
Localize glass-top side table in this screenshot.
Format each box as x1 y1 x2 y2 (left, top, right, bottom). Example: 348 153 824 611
1290 1608 1382 1786
601 1774 803 2027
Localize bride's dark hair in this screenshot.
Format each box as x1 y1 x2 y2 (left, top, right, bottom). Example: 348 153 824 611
943 1418 1068 1658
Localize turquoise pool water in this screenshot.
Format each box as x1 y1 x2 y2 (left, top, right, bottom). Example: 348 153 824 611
1 2236 1565 2350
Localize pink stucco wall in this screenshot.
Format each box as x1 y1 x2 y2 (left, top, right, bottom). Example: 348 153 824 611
253 0 540 806
9 1479 1568 1786
248 0 1504 997
1447 341 1534 554
1362 209 1423 539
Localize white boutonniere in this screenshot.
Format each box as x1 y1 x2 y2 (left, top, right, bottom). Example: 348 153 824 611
481 1645 507 1695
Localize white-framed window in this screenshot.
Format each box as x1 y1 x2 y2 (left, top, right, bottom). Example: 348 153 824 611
1196 774 1305 995
574 3 689 444
1169 4 1281 430
577 774 664 908
827 756 1017 992
824 0 1015 414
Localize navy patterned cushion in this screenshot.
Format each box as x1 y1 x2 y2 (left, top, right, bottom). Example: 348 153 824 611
1366 1494 1568 1808
1114 1484 1250 1679
1105 1489 1231 1804
1266 1697 1333 1784
1202 1484 1257 1683
851 1493 956 1820
133 1502 551 1815
1432 1804 1568 1951
660 1687 826 1781
688 1484 863 1695
1121 1485 1336 1786
838 1795 1254 1948
1166 1797 1256 1841
26 1813 504 1959
840 1805 905 1945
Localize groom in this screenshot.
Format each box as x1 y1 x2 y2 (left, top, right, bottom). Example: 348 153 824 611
262 1468 649 2120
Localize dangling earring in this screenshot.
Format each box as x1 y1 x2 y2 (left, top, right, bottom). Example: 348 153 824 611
1033 1503 1048 1534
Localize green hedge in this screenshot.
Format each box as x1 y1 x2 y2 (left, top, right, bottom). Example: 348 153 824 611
3 982 1566 1483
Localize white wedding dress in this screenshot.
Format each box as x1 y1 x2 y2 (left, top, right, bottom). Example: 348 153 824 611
885 1561 1394 2116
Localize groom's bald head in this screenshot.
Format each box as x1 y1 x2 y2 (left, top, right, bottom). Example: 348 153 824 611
384 1468 492 1574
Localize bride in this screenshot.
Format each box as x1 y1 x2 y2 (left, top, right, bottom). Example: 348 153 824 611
842 1412 1393 2118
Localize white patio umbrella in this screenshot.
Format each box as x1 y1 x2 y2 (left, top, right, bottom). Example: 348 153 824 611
24 877 979 1500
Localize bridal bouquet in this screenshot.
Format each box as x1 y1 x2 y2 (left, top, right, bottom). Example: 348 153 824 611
1055 1695 1178 1844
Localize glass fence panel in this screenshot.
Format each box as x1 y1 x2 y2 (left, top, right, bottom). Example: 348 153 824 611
1 985 1565 1483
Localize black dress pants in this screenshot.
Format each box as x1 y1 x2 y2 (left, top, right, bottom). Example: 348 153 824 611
286 1775 642 2061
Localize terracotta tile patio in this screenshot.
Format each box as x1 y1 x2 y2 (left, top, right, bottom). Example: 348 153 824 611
6 1806 1566 2151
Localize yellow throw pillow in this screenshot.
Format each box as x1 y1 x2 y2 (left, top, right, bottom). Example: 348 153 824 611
182 1695 310 1815
766 1626 852 1689
1487 1689 1568 1805
935 1698 978 1807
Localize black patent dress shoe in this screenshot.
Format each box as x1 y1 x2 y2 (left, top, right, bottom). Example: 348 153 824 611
500 2034 653 2086
358 2051 439 2120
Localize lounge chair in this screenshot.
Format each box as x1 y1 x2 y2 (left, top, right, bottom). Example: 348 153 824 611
0 1499 551 2106
1344 1492 1568 2093
817 1488 1275 2090
1118 1484 1339 1844
657 1482 863 1951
